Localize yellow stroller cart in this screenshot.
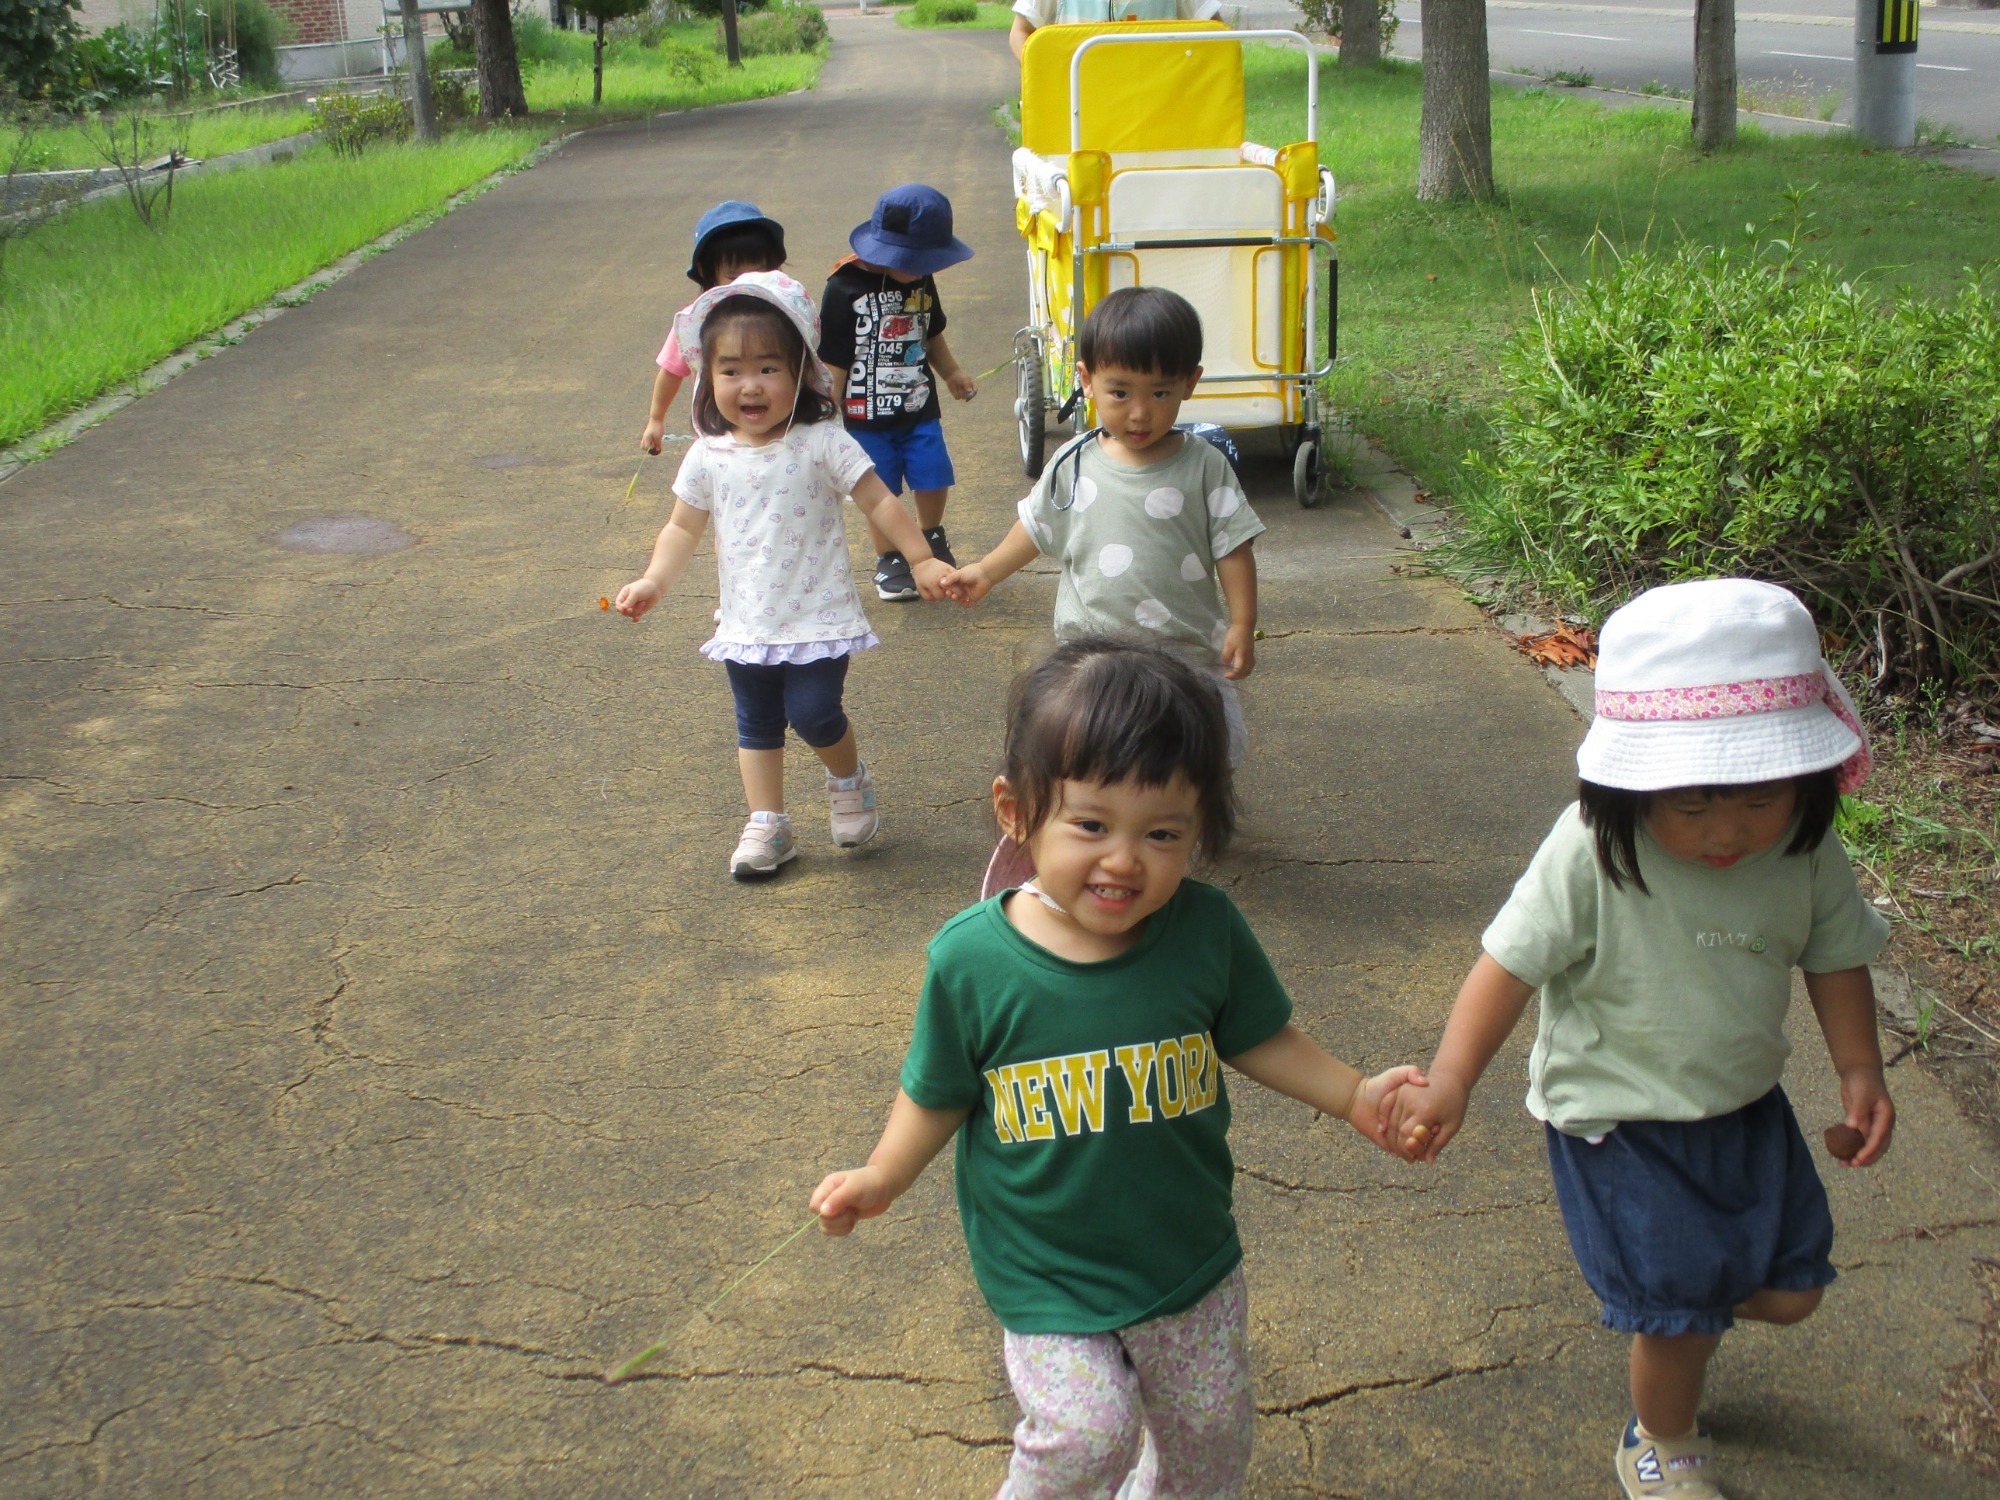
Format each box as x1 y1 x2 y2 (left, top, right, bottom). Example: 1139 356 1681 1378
1010 20 1337 504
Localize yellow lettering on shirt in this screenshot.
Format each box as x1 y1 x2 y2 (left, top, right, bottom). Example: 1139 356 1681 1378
984 1066 1024 1143
1155 1037 1186 1117
1182 1032 1214 1112
1017 1068 1055 1140
1042 1051 1111 1136
1115 1043 1158 1123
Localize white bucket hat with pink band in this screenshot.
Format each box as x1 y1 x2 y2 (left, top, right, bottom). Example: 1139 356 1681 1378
674 269 835 400
1576 578 1872 795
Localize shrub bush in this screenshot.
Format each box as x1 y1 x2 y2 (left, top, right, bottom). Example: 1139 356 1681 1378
910 0 978 22
224 0 292 89
311 90 411 155
1 0 82 100
68 23 172 105
723 0 824 55
1458 240 2000 690
660 38 719 81
1292 0 1400 52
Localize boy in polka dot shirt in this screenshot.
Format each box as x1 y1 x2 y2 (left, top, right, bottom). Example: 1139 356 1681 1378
941 287 1262 763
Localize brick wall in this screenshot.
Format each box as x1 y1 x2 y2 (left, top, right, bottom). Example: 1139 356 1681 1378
272 0 349 46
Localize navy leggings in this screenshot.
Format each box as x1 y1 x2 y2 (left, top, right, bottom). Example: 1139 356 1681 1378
724 656 851 751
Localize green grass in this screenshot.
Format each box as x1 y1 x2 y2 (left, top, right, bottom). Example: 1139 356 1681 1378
898 3 1015 29
521 48 823 116
2 103 318 172
0 130 546 448
1236 51 2000 509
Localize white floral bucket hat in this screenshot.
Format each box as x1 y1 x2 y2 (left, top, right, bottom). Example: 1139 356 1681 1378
673 269 834 400
1576 578 1872 794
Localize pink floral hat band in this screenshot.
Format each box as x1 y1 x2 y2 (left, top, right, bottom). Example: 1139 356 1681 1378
1596 669 1872 794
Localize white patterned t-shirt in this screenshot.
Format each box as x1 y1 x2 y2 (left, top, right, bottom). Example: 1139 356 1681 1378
673 422 879 663
1017 433 1264 666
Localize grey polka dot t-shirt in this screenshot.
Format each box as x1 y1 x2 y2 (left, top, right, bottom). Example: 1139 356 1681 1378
1017 433 1265 665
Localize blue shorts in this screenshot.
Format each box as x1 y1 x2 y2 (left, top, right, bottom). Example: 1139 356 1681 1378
848 419 955 495
1546 1086 1836 1337
723 655 850 751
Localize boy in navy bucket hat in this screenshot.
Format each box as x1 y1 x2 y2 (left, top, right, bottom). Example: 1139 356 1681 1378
819 184 979 601
639 201 788 456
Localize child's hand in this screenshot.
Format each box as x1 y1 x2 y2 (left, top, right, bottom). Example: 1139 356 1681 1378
614 578 660 621
910 557 952 602
1221 622 1256 681
946 369 977 402
1389 1071 1469 1164
1836 1065 1896 1167
640 418 665 455
939 563 994 607
1346 1066 1428 1157
810 1165 896 1236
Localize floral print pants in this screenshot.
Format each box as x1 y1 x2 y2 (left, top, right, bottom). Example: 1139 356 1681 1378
997 1268 1253 1500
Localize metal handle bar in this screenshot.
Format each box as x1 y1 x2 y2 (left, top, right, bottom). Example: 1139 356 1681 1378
1067 29 1320 153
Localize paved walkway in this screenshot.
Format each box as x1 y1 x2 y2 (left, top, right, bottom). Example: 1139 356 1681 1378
3 20 1997 1497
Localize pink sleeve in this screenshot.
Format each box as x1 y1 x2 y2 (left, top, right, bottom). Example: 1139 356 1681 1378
657 327 692 378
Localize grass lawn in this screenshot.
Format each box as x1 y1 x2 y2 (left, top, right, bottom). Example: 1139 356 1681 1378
898 3 1015 29
1238 51 2000 505
504 23 826 116
0 129 547 448
2 102 318 173
1 25 829 450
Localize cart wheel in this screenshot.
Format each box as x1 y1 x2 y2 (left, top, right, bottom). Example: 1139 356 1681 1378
1293 428 1324 509
1017 350 1047 479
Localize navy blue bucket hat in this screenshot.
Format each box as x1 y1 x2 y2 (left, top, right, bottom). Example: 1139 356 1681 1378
848 184 974 277
686 200 787 286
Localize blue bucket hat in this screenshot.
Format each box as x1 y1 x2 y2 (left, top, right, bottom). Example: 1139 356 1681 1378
848 184 974 277
686 200 786 286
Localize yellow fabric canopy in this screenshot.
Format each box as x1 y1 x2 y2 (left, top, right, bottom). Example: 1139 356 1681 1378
1019 20 1243 156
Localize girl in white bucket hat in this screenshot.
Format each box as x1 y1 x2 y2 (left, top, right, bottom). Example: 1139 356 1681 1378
1388 578 1893 1500
615 272 949 879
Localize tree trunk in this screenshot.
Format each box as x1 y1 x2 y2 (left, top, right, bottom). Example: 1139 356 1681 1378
719 0 742 68
399 0 440 142
1691 0 1737 149
1341 0 1382 68
471 0 528 119
592 15 605 106
1417 0 1493 200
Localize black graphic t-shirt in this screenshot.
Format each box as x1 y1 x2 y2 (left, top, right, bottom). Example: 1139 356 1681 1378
818 261 949 431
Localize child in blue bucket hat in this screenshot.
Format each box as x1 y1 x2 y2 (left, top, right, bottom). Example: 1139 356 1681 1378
818 184 979 601
639 201 788 456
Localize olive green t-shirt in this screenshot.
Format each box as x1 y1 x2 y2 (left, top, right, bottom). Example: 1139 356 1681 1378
901 880 1292 1334
1483 803 1890 1139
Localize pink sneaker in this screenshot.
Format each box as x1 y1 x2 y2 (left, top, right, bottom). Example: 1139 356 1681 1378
827 763 879 848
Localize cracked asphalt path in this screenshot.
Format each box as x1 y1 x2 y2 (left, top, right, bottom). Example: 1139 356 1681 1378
4 18 1998 1498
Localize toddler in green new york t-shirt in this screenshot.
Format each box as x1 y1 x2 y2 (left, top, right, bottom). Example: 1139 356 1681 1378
810 638 1417 1497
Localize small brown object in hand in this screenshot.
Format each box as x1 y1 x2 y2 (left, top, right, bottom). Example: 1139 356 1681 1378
1824 1124 1865 1161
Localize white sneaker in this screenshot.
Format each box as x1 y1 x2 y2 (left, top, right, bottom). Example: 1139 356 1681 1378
826 763 879 848
730 813 796 879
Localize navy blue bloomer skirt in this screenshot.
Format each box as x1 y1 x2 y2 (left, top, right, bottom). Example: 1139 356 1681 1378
1545 1086 1837 1337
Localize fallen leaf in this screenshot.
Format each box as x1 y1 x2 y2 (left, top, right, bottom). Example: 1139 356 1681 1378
1512 621 1599 670
599 597 611 611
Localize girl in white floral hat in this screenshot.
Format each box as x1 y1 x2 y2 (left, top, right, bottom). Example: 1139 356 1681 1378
1388 578 1893 1500
615 271 949 879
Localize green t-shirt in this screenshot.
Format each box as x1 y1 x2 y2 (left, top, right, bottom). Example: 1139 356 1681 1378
901 880 1292 1334
1483 803 1890 1139
1017 433 1265 667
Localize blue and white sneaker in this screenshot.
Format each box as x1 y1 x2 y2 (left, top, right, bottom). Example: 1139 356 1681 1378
827 762 879 848
1617 1416 1725 1498
730 812 796 880
873 551 918 601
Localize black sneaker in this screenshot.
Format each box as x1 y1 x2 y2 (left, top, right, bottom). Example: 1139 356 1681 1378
923 526 957 568
874 551 918 601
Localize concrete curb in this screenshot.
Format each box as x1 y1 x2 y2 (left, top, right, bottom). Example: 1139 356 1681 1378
0 132 572 488
1339 435 1598 719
